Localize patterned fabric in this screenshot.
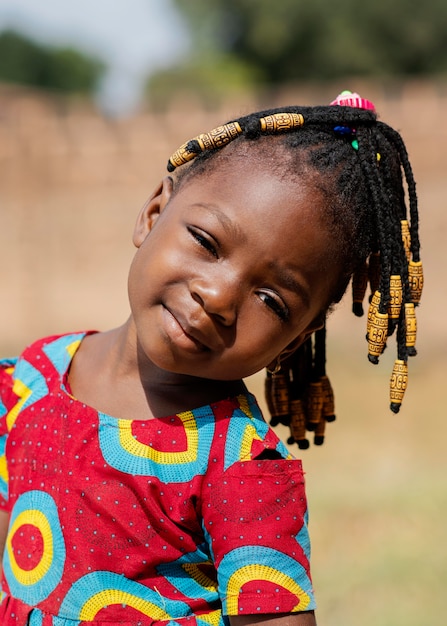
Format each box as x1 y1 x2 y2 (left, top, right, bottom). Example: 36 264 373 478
0 333 315 626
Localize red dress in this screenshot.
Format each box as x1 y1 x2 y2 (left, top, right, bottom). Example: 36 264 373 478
0 332 315 625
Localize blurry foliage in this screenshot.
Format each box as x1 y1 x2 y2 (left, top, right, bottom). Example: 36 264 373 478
0 30 104 94
148 0 447 104
148 54 263 110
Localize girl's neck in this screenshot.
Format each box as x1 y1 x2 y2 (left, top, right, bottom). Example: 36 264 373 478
69 321 246 420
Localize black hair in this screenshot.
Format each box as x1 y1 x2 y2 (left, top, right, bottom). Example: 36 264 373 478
166 103 423 447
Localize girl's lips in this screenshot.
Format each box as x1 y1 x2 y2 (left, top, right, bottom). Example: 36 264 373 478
162 307 209 353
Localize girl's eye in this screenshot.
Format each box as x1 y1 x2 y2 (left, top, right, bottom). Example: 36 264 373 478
188 227 218 258
259 292 289 322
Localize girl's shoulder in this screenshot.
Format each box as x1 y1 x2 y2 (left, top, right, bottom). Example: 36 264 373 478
0 331 94 404
208 392 293 467
6 331 93 376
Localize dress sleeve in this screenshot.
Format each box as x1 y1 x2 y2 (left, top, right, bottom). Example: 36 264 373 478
201 457 316 616
0 358 17 511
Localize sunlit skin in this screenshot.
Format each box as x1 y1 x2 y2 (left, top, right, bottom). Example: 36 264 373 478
68 154 343 430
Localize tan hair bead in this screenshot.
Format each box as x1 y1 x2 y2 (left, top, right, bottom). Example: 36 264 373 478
306 380 324 429
390 359 408 412
401 220 411 261
405 302 417 349
366 290 381 337
367 291 388 362
313 415 326 445
259 112 304 133
388 275 403 319
168 141 197 170
290 398 307 442
408 260 424 304
196 122 243 152
271 371 289 419
320 375 335 422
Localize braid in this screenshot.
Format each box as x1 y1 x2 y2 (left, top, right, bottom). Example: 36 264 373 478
166 92 423 445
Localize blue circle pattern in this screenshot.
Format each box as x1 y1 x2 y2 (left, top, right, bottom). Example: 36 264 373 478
59 570 193 621
98 412 215 483
3 490 66 605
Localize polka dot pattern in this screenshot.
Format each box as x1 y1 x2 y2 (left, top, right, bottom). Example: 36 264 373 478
0 333 315 625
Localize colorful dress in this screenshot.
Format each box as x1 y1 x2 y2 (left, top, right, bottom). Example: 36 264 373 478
0 332 315 626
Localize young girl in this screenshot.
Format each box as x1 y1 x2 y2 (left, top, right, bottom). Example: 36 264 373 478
0 92 422 626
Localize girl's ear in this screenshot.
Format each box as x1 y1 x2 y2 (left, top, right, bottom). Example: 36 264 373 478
133 176 174 247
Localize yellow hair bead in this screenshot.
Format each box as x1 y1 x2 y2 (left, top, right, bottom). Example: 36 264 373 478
405 302 417 355
167 122 243 171
388 275 403 320
390 359 408 413
195 122 243 152
408 260 424 304
259 112 304 133
168 141 197 170
366 290 381 337
401 220 411 261
366 291 388 363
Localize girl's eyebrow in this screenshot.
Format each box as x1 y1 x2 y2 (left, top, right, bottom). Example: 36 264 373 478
190 203 245 242
271 263 311 309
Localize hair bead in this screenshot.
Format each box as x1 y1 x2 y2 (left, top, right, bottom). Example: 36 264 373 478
404 302 417 356
390 359 408 413
388 275 403 320
313 415 326 446
259 112 304 133
167 122 243 171
289 398 309 449
167 141 197 172
366 291 388 363
401 220 411 261
270 370 290 426
366 290 381 337
320 375 336 422
305 380 324 430
408 260 424 304
196 122 243 152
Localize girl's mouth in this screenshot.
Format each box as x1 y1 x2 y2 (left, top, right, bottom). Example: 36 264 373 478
162 307 210 353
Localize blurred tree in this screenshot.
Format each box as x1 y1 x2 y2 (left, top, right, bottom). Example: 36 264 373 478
0 30 104 94
148 0 447 104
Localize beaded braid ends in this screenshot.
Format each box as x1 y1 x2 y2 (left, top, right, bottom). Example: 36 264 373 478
165 92 422 446
266 327 335 449
332 92 424 415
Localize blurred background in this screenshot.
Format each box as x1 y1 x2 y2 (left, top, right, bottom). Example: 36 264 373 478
0 1 445 624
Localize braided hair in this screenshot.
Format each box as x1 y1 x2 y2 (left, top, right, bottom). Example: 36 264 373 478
166 93 423 448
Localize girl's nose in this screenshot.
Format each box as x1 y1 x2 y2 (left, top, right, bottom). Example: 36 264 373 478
189 276 238 326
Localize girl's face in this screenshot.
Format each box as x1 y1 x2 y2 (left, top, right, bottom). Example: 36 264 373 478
128 158 343 381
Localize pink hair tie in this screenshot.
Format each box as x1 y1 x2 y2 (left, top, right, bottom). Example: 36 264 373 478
330 90 376 112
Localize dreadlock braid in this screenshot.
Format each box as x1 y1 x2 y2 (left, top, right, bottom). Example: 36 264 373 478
166 91 422 445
